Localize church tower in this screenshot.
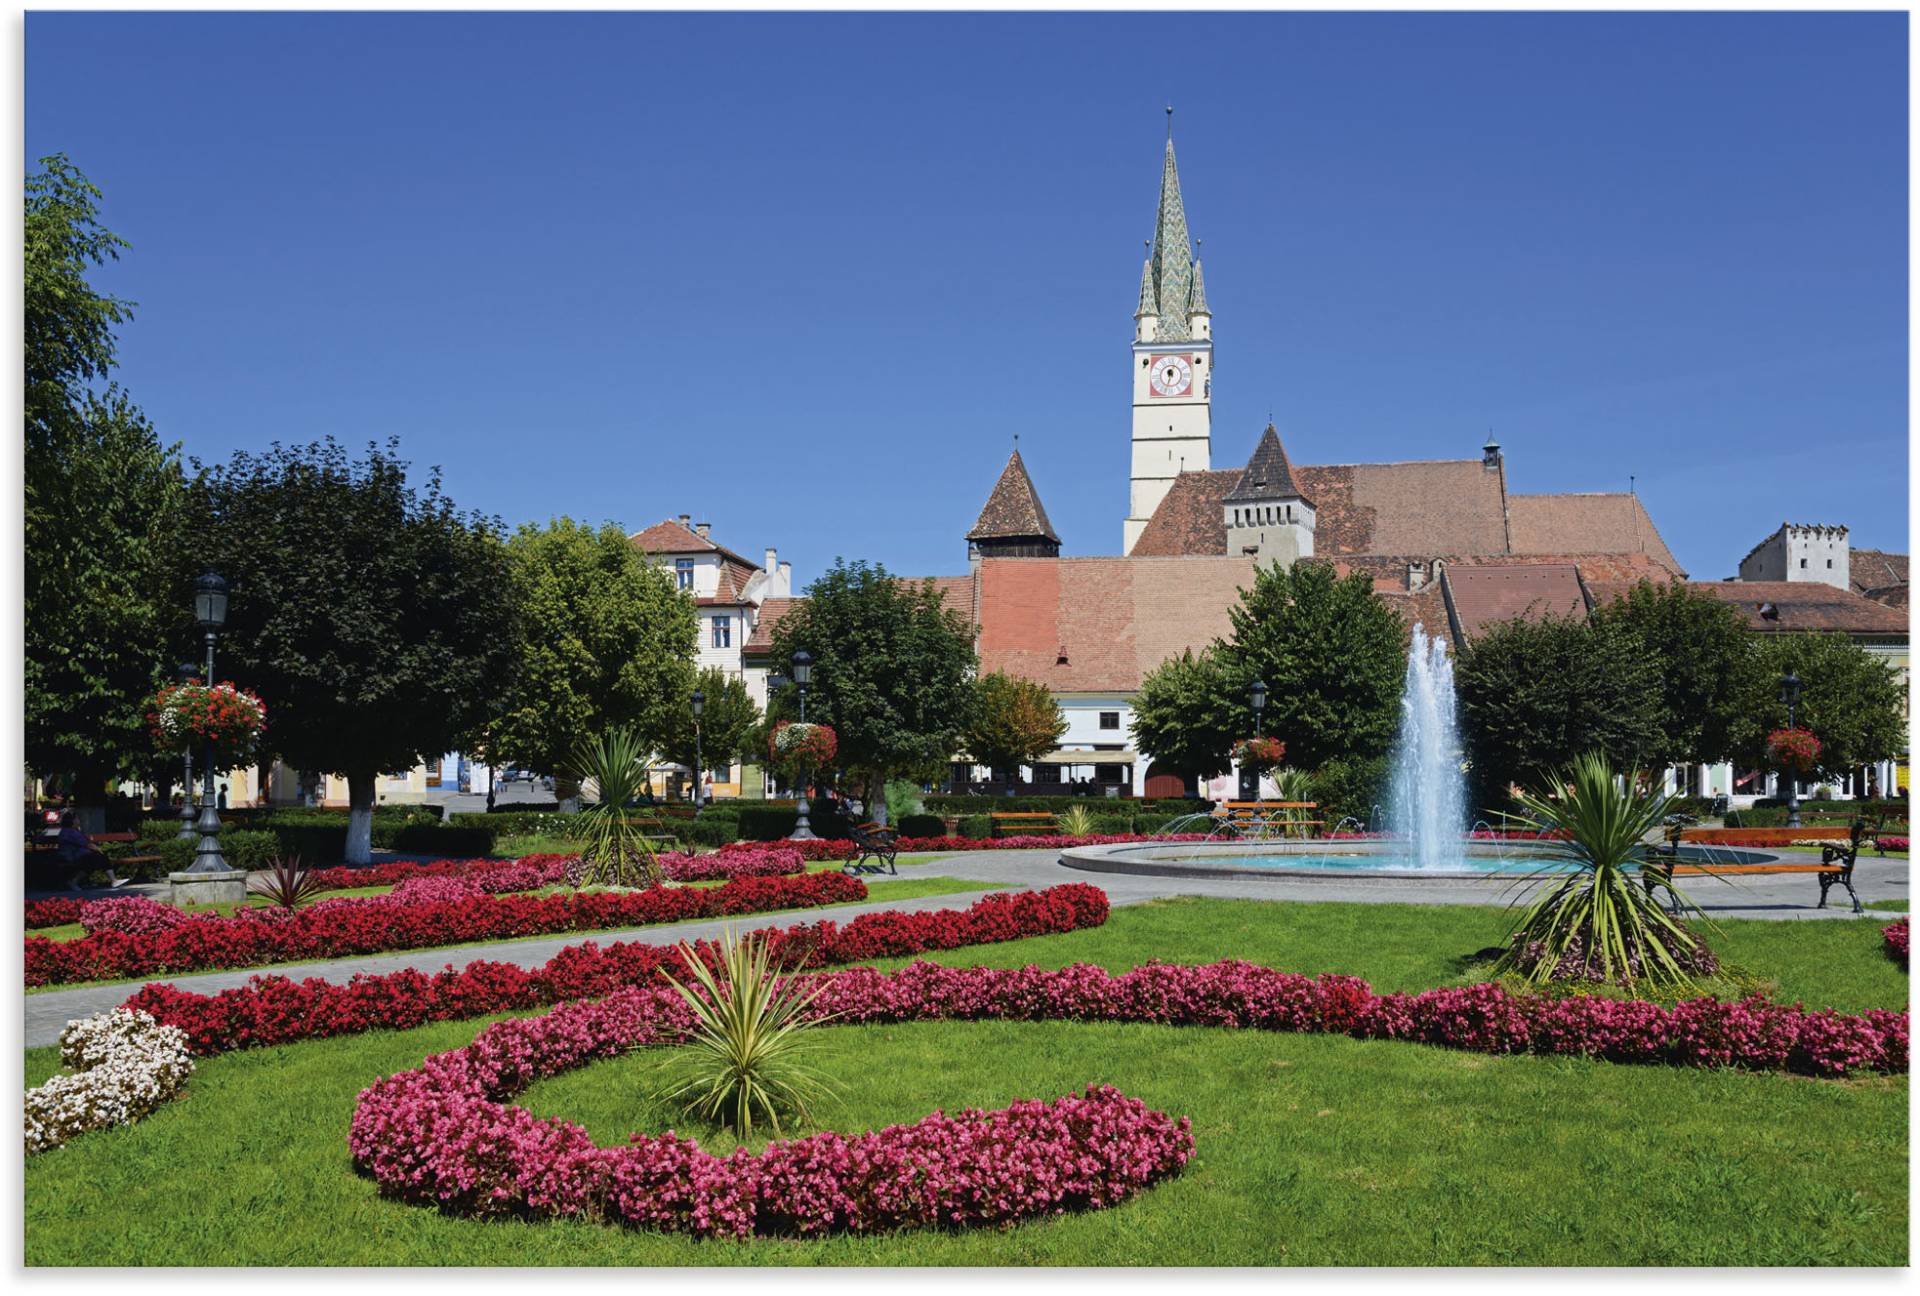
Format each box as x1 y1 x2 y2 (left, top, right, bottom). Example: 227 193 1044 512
1123 112 1213 555
1223 424 1315 566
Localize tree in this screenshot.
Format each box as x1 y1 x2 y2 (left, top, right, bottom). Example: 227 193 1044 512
491 518 697 780
1131 647 1237 780
1212 560 1405 768
1590 579 1769 766
659 666 763 789
180 438 519 862
25 155 185 817
1740 632 1906 780
1454 612 1664 807
963 671 1068 785
766 560 977 822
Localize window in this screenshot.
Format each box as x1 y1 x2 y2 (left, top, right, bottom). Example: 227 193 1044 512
710 764 730 784
712 615 731 649
1827 559 1834 568
1099 711 1120 730
1799 558 1807 569
1034 764 1061 785
675 558 694 590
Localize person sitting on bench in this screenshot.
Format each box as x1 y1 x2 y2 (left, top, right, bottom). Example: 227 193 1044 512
54 811 124 889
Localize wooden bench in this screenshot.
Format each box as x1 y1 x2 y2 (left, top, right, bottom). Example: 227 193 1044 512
1648 815 1867 914
990 812 1058 839
1212 802 1324 839
843 821 899 876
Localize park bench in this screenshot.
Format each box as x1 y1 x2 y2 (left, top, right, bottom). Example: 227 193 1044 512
990 811 1057 838
1650 815 1868 914
843 821 899 876
25 834 150 891
1212 801 1323 839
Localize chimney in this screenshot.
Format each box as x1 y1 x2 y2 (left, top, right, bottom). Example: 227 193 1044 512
678 513 691 529
764 546 777 572
696 520 711 540
779 560 792 590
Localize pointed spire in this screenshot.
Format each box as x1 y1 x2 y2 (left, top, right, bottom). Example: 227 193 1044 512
1223 424 1311 506
1189 254 1209 317
1150 129 1194 341
967 448 1061 544
1134 242 1158 319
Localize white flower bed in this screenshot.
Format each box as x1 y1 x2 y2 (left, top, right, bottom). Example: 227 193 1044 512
25 1009 194 1154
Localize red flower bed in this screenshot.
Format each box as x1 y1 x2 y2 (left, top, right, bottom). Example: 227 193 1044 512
1884 918 1908 968
26 897 84 930
1875 836 1909 855
122 886 1113 1056
80 896 187 936
304 847 804 895
27 872 866 987
349 984 1189 1239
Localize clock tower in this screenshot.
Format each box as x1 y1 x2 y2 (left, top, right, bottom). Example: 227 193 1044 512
1123 114 1213 554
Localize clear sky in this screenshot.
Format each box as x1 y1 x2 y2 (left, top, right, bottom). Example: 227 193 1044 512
26 10 1908 586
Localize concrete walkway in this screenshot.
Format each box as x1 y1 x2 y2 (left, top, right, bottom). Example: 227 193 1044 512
23 848 1909 1048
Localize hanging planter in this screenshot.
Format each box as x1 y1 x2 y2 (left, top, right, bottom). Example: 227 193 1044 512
1232 737 1286 774
148 680 267 770
768 721 837 771
1766 727 1822 777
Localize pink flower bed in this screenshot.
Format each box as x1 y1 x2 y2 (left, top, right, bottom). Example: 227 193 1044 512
26 897 85 930
123 885 1114 1056
79 896 186 936
28 872 865 987
349 985 1191 1239
301 846 805 895
1884 918 1908 968
1875 837 1909 854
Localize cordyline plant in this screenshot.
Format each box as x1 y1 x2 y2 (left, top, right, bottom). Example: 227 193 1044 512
1055 804 1098 837
655 927 841 1140
1493 751 1718 990
245 856 325 910
567 727 663 887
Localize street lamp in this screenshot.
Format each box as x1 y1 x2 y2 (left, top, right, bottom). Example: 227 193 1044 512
1780 670 1803 829
790 650 815 841
175 663 199 842
690 688 706 815
189 571 229 873
1243 679 1269 802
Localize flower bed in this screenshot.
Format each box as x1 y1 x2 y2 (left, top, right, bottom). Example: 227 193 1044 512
79 896 187 936
27 872 866 987
718 833 1214 862
25 897 84 930
1875 836 1909 855
25 1008 195 1154
300 846 805 895
122 886 1113 1056
1884 918 1908 969
349 987 1190 1239
1681 827 1854 847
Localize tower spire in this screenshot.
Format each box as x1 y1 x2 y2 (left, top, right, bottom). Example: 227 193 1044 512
1149 118 1194 341
1134 240 1158 320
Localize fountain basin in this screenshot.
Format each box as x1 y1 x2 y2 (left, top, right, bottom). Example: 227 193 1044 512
1058 839 1787 883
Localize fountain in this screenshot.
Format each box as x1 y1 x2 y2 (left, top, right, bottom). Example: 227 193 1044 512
1386 623 1467 870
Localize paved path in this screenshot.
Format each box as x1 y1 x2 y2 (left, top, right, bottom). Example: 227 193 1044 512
24 849 1909 1048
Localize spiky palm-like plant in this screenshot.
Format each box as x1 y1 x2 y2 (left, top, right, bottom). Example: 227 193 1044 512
1055 804 1098 837
1494 751 1716 989
245 857 325 910
656 929 840 1140
567 727 663 887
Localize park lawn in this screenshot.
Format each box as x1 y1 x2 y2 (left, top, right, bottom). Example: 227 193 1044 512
24 876 1005 994
24 897 1907 1266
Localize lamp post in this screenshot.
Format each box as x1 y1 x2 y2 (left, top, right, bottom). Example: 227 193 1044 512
175 662 200 842
189 570 229 873
1243 679 1268 802
790 650 816 841
1781 670 1803 829
690 689 706 815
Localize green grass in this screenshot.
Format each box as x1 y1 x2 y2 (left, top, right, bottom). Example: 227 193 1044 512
1866 900 1909 913
25 876 1002 994
24 897 1907 1265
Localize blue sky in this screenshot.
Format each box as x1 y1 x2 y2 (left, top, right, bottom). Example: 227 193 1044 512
27 11 1908 585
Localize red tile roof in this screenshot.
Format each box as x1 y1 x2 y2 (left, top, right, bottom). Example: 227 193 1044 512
1851 549 1908 599
1506 494 1683 576
629 519 762 571
1440 564 1588 641
1687 581 1909 635
967 450 1059 543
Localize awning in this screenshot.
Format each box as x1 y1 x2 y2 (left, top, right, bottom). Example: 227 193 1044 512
1031 750 1137 766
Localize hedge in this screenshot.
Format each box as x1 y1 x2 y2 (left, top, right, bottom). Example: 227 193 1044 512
957 814 992 839
389 823 496 857
925 795 1208 815
896 814 946 838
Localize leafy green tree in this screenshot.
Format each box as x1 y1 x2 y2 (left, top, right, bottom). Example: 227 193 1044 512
1212 560 1406 768
180 438 518 862
1590 579 1769 766
25 155 184 816
767 560 978 823
1131 647 1237 780
492 517 697 780
962 671 1068 784
1454 612 1664 807
659 666 763 789
1740 632 1906 779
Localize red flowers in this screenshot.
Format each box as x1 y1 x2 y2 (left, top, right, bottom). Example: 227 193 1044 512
121 886 1113 1056
147 680 267 767
27 872 866 986
768 721 837 770
1884 918 1908 968
25 897 84 929
1766 727 1823 776
1232 737 1286 772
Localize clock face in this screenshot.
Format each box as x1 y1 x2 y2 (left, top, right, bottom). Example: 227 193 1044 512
1150 354 1194 397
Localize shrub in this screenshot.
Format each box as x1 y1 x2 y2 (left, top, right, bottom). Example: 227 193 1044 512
389 823 496 857
1308 756 1391 828
1090 814 1134 835
896 813 946 839
957 814 992 840
1054 805 1099 837
673 817 738 849
925 795 1207 815
245 858 329 910
257 822 348 864
569 728 665 886
737 805 800 841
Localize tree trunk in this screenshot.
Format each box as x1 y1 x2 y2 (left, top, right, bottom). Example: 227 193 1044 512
867 773 888 827
74 773 108 833
345 770 376 865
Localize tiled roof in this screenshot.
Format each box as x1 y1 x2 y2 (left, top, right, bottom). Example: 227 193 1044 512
629 519 762 571
967 450 1059 543
1851 549 1908 596
1222 425 1310 505
1440 564 1587 642
741 577 978 657
1507 494 1684 577
743 597 800 654
1687 581 1909 635
1863 583 1909 613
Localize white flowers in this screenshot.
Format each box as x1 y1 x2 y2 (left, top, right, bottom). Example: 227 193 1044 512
25 1009 194 1154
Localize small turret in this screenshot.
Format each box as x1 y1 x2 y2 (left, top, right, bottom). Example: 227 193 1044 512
1133 243 1159 344
1222 424 1315 567
968 448 1062 560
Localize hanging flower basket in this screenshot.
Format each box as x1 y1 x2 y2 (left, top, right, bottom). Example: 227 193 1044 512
769 721 837 771
1766 727 1822 776
148 680 267 769
1232 737 1286 773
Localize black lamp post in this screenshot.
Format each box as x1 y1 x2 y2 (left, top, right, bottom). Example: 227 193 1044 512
175 662 200 842
690 688 706 815
790 650 815 840
1781 670 1803 829
189 571 229 873
1242 679 1269 802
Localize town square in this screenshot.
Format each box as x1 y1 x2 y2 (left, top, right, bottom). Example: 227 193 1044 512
17 8 1912 1272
